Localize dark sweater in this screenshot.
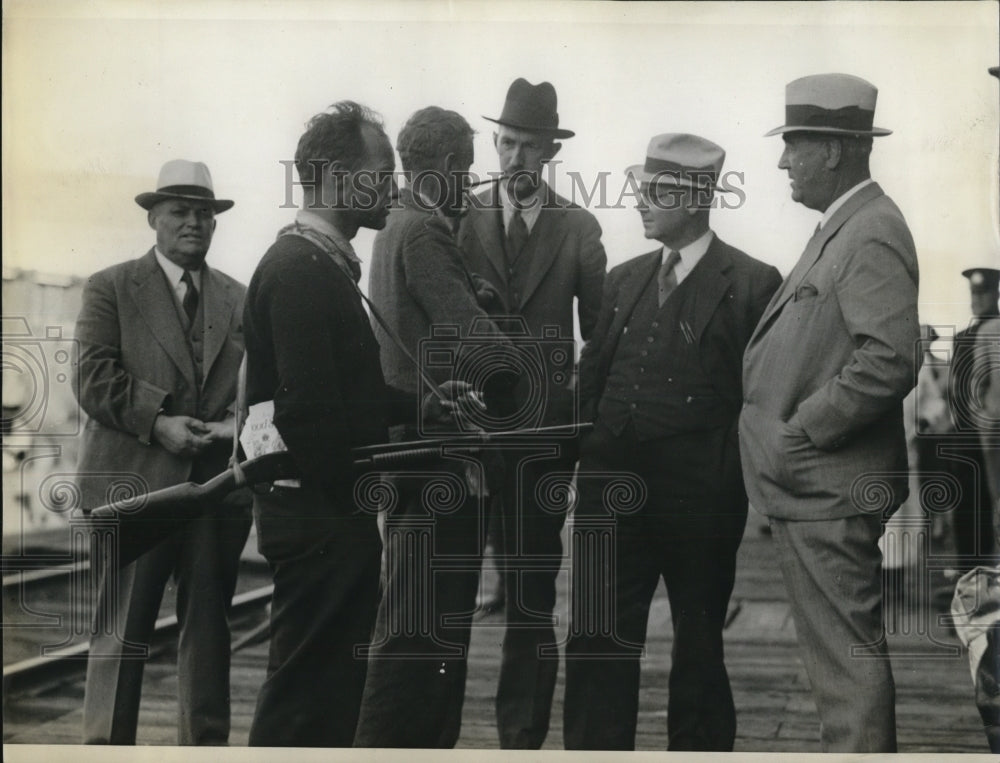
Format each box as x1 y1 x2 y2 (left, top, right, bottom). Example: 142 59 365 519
243 233 412 499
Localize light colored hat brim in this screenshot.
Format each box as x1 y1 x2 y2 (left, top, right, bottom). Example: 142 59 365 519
764 124 892 138
625 164 718 191
135 191 235 213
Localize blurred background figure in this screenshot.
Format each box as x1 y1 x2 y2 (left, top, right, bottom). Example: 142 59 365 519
881 324 952 569
946 266 1000 572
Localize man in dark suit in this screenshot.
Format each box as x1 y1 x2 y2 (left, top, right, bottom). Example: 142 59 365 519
457 77 607 749
75 160 250 744
740 74 920 752
244 101 465 747
947 267 1000 570
563 134 781 751
354 106 512 748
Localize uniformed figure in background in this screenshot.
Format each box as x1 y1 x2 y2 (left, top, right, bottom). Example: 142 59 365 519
947 267 1000 570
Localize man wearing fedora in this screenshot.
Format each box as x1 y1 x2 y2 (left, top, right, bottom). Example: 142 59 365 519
740 73 920 751
947 267 1000 569
457 77 606 749
563 134 781 751
75 160 250 744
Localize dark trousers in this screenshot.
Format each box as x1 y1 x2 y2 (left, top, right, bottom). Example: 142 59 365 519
495 445 577 749
83 499 250 744
564 421 747 751
946 445 998 569
353 467 488 748
248 486 382 747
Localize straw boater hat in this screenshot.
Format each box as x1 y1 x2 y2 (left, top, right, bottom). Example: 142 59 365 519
765 73 891 138
135 159 234 213
483 78 575 139
626 133 726 191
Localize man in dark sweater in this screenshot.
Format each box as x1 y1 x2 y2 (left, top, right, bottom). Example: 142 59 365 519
354 107 511 747
243 101 459 747
564 134 781 750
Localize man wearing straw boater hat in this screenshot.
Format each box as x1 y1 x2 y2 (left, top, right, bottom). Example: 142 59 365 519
740 74 920 752
75 160 250 744
563 134 781 751
457 78 606 749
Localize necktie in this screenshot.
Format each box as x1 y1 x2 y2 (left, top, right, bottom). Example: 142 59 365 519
658 250 681 307
506 210 529 264
181 270 199 325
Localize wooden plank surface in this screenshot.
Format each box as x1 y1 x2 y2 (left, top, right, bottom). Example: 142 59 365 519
3 512 991 752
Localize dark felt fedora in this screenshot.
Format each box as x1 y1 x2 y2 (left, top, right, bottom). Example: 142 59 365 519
135 159 234 212
483 78 575 138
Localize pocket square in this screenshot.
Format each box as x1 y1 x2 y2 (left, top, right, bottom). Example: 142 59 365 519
794 283 819 301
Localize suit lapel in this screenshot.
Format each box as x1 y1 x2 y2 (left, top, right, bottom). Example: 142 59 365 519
519 195 569 307
471 186 508 287
199 266 236 390
683 238 732 341
605 250 661 352
131 249 196 383
751 182 885 343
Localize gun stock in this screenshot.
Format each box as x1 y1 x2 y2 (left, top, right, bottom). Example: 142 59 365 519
87 426 590 570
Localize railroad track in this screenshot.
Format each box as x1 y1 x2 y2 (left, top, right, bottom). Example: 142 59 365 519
3 558 274 692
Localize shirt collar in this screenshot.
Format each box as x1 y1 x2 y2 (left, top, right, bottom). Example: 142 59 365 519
661 229 714 280
295 209 361 264
500 179 544 234
821 178 874 229
154 248 201 290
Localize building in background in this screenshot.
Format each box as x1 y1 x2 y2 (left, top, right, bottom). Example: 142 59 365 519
2 268 85 539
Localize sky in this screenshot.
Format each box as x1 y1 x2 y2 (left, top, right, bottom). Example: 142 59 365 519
3 0 999 334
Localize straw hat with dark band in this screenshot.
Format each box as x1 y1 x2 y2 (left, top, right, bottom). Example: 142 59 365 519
135 159 234 213
766 73 891 138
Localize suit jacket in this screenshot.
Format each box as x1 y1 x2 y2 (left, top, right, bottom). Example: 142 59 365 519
581 235 781 426
580 236 780 499
74 248 246 510
457 182 606 426
369 188 504 395
740 182 920 521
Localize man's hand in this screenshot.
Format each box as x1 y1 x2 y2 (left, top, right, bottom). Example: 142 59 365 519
201 417 237 442
151 414 213 457
421 380 487 428
470 273 502 309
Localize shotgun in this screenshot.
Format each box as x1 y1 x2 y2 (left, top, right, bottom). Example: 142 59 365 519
88 423 591 568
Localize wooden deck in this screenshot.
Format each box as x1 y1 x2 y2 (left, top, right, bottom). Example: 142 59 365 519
2 511 992 753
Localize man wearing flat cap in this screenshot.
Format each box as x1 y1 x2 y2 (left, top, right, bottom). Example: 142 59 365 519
741 73 920 751
947 266 1000 569
563 134 781 751
75 160 250 744
457 77 607 749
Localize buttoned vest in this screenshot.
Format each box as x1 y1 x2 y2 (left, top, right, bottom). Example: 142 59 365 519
599 265 734 440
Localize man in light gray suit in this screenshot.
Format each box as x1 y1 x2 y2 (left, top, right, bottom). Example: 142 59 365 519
75 160 249 744
740 74 920 752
